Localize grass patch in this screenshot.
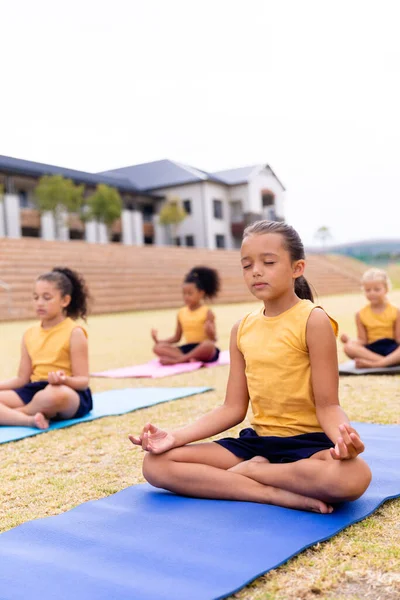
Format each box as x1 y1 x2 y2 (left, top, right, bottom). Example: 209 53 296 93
1 291 400 599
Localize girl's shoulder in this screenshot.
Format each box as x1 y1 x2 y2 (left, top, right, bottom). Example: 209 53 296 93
58 317 88 339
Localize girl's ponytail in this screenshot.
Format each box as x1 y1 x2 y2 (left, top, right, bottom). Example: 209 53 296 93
294 276 314 302
184 266 220 299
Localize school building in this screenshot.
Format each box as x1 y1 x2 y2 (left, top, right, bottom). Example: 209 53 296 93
0 155 285 250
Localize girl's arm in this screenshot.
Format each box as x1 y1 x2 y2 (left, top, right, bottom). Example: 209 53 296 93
356 312 368 344
394 309 400 344
0 338 32 390
204 309 217 342
49 328 89 390
152 319 183 344
130 322 249 453
308 309 365 459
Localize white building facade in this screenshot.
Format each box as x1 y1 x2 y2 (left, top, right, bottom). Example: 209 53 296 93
0 156 285 249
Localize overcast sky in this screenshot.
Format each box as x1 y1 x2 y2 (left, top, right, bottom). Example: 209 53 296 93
1 0 400 246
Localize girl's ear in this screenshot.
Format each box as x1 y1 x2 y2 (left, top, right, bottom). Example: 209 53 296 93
61 294 71 309
292 260 305 279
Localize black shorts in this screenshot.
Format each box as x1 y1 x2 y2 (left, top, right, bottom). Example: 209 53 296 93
14 381 93 419
215 428 334 463
179 343 220 363
365 338 398 356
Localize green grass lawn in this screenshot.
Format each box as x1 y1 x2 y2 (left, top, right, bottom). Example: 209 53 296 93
1 291 400 599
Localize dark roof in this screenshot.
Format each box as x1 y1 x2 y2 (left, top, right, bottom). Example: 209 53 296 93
102 160 285 191
0 155 142 194
100 159 225 191
102 159 230 190
212 165 261 185
213 164 286 190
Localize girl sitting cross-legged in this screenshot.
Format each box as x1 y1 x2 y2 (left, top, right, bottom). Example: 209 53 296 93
0 267 93 429
341 268 400 369
130 221 371 513
151 266 221 365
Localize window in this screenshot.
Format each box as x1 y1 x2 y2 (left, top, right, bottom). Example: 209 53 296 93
213 199 223 219
185 235 195 247
262 190 275 207
183 199 192 215
175 237 181 246
215 234 226 249
142 205 154 222
18 190 30 209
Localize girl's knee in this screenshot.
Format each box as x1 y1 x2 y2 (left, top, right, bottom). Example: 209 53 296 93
334 460 372 501
142 453 169 487
37 385 71 410
201 340 216 359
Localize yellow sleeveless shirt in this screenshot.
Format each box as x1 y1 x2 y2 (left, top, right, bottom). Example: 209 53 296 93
178 305 210 344
24 317 87 382
359 303 398 343
237 300 338 437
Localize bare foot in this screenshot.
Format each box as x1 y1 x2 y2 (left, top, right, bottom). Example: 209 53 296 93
340 333 349 344
267 486 333 513
230 457 332 513
355 358 382 369
159 357 184 365
229 456 270 474
33 412 49 430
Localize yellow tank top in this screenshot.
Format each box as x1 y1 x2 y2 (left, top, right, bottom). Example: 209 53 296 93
237 300 338 437
359 303 398 343
24 317 88 382
178 305 210 344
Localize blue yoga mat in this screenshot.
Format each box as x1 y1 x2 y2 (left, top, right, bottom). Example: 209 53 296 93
0 386 211 445
0 422 399 599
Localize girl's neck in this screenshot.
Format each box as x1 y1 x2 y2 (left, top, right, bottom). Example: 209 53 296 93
263 291 302 318
187 301 203 311
370 299 387 312
40 314 67 330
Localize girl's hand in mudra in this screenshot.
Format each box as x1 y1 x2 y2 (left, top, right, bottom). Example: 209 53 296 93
129 423 176 454
48 370 67 385
330 423 365 460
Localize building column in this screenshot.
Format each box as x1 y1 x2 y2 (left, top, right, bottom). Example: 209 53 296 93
132 210 144 245
85 220 98 243
98 222 108 244
41 212 56 240
0 197 5 237
57 209 69 241
121 209 133 245
153 214 167 246
4 194 21 238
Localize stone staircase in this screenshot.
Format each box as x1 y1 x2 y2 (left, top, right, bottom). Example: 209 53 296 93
0 238 366 321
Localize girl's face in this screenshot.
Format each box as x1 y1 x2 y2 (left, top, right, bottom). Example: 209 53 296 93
241 232 304 301
33 280 71 321
363 280 387 305
182 282 204 308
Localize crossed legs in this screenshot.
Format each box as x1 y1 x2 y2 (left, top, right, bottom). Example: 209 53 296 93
153 341 217 365
0 385 80 428
142 442 372 513
341 335 400 368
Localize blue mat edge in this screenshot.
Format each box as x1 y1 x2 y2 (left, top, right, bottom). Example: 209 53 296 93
1 386 213 445
218 490 400 600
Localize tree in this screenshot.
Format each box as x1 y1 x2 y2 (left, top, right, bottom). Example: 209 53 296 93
314 226 332 250
84 184 122 241
158 196 187 244
34 175 84 239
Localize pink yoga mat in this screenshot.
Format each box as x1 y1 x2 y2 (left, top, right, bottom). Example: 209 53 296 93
91 350 230 379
